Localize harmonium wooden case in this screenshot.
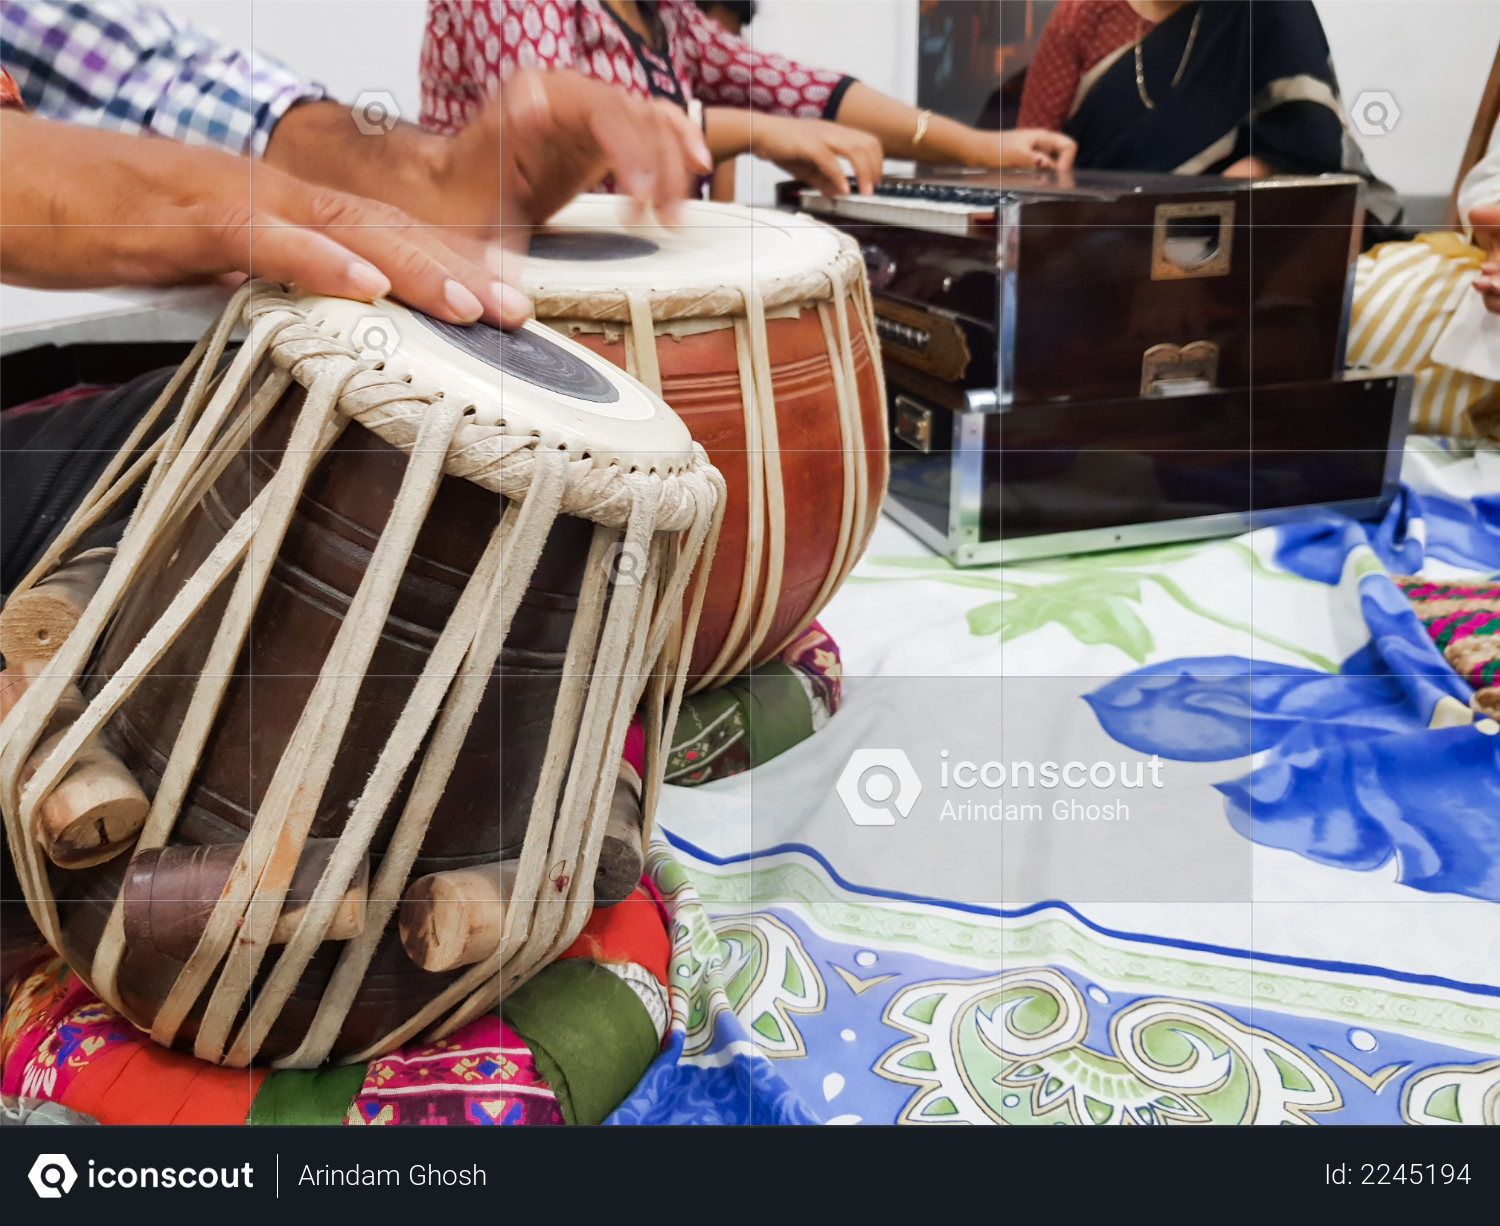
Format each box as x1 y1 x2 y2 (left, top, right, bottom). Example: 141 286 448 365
790 168 1411 565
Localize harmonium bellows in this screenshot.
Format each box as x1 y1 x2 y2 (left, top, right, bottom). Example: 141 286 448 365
790 168 1411 566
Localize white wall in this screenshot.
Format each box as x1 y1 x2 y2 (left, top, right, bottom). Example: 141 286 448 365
1317 0 1500 200
740 0 919 103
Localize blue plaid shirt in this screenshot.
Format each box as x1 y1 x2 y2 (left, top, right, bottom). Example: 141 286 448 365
0 0 326 156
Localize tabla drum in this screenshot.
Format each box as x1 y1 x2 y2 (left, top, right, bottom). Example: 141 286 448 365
0 282 720 1068
522 197 888 688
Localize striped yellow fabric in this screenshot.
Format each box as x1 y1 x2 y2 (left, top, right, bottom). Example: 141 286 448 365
1347 232 1496 436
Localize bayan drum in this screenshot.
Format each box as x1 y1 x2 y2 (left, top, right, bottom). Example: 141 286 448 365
0 282 720 1068
522 197 888 687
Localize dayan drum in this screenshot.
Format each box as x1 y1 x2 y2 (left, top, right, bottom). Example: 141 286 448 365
0 283 720 1067
522 198 888 688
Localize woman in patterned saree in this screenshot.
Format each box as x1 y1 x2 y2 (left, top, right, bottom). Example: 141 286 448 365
1018 1 1401 231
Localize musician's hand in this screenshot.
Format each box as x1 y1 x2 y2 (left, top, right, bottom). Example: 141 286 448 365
265 72 707 323
745 114 884 196
1471 204 1500 313
824 83 1068 173
996 129 1077 172
0 113 517 325
1223 155 1276 180
490 70 712 229
270 72 708 235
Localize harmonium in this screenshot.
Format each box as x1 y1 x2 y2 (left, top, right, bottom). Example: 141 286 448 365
785 168 1411 565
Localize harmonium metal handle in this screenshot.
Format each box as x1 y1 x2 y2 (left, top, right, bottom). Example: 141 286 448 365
1141 341 1220 396
893 394 934 452
1151 200 1235 280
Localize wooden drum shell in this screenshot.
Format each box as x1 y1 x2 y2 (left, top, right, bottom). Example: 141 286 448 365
58 384 593 1060
57 855 434 1062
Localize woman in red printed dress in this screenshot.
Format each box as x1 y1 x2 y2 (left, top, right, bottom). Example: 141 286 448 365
422 0 1076 196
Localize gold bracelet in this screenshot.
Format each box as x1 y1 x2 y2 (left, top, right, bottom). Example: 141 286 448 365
912 108 933 149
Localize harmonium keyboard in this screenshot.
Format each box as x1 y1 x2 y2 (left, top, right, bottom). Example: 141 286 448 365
785 169 1410 565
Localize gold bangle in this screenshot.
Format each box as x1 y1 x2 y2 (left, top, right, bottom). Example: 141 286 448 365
912 108 933 149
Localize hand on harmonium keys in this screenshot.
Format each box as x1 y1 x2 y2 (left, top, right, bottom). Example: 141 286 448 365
740 113 886 197
997 128 1078 172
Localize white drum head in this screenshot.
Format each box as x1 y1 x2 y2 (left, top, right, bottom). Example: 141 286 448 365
521 196 846 298
300 294 696 474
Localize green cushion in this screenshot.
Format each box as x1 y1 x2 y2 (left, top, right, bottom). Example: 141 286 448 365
248 1063 369 1125
503 959 658 1126
724 660 817 764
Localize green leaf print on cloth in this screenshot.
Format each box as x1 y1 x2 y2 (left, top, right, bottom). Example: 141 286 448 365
850 540 1337 672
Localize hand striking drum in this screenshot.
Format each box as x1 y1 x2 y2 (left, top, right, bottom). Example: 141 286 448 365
523 198 888 688
0 281 722 1067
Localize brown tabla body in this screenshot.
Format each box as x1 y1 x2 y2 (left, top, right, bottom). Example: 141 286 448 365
1 286 718 1068
523 198 889 687
58 390 589 1059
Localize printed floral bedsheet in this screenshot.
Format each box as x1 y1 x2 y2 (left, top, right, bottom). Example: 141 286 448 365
615 439 1500 1125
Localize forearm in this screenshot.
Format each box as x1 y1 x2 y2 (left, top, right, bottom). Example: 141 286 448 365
1 112 511 322
704 107 754 162
1 113 217 287
264 100 453 223
704 107 801 164
830 82 980 164
0 113 97 284
709 161 737 203
0 113 46 280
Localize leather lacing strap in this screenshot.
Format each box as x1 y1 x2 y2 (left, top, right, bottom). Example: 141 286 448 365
632 465 726 856
675 243 880 688
727 286 788 680
91 361 323 1022
184 385 464 1063
345 474 671 1059
280 450 575 1069
626 290 663 397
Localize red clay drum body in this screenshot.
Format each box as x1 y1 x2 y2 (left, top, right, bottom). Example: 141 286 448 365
523 197 889 688
0 285 719 1069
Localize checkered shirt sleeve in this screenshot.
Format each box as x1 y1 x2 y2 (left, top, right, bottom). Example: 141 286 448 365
0 0 326 156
